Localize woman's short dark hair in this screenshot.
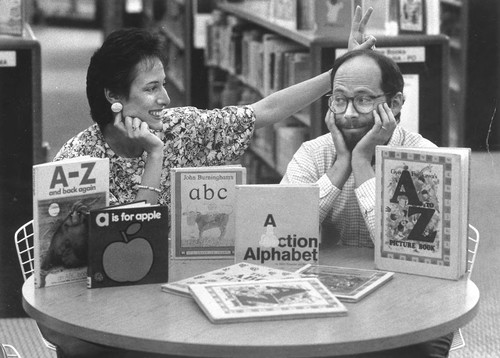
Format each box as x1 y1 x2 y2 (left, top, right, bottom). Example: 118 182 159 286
330 49 404 100
86 28 167 131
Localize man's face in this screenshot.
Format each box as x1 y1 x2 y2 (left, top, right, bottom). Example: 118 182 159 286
332 56 386 150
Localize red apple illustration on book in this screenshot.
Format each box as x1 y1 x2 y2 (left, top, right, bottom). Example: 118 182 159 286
102 222 153 282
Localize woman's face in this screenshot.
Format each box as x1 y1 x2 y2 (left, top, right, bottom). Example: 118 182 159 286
121 57 170 131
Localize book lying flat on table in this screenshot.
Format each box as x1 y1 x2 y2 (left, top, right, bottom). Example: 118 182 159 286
189 277 348 324
161 262 301 296
33 156 109 288
296 264 394 302
375 146 471 280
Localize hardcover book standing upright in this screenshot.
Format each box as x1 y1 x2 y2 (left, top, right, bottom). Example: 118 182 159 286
189 277 347 324
171 166 246 260
87 204 169 288
33 157 109 288
234 184 320 270
375 146 471 280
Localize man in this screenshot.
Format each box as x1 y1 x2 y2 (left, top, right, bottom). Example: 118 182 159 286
281 47 452 358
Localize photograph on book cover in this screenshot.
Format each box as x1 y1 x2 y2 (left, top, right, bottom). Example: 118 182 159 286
398 0 425 33
189 278 347 323
37 194 107 287
296 265 394 302
171 167 245 259
379 150 450 265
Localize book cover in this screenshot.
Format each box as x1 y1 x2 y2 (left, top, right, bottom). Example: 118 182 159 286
162 262 301 297
33 157 109 288
296 264 394 302
171 166 246 260
0 0 23 36
234 184 320 270
189 277 347 324
375 146 471 280
87 204 169 288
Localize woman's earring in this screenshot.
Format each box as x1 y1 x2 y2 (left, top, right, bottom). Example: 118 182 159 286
111 102 123 113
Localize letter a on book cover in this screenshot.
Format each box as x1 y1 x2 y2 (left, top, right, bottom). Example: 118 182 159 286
375 146 471 280
234 184 320 270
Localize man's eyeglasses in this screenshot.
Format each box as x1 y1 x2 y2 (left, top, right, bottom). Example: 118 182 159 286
327 93 388 114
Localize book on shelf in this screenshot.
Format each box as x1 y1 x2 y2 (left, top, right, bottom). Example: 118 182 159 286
33 157 109 288
262 33 304 96
296 264 394 302
87 202 169 288
296 0 355 37
234 184 320 270
375 146 471 280
162 262 301 297
170 166 247 260
189 277 347 324
0 0 23 36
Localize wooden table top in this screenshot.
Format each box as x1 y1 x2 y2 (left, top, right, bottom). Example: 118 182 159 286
22 246 480 357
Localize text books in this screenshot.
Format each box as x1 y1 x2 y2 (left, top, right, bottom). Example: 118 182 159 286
234 184 319 270
375 146 471 280
33 157 109 288
296 264 394 302
189 277 347 324
87 203 169 288
162 262 301 297
171 166 246 259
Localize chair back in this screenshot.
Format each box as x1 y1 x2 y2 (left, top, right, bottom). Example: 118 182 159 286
14 220 35 282
1 344 22 358
466 224 480 278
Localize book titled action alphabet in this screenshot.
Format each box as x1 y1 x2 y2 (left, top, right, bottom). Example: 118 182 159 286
234 184 320 270
375 146 471 280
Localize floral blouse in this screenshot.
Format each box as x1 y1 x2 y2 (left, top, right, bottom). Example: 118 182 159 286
54 106 255 207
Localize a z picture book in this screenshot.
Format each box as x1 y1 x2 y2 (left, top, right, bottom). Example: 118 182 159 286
189 277 347 323
234 184 320 270
33 157 109 288
170 166 246 259
296 264 394 302
87 203 169 288
162 262 301 296
375 146 471 280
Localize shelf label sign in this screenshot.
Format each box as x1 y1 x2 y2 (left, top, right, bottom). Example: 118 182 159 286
335 46 426 63
0 51 16 67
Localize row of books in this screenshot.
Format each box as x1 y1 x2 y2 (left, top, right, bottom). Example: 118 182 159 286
32 144 471 296
205 12 311 97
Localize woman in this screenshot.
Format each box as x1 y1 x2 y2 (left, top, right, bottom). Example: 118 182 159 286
54 7 375 208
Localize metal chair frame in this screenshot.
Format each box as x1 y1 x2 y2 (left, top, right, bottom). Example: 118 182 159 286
14 220 58 352
449 224 480 351
1 344 22 358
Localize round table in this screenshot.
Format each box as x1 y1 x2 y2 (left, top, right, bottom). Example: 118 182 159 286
22 246 480 357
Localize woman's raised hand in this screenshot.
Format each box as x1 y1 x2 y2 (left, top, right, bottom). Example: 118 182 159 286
348 6 376 51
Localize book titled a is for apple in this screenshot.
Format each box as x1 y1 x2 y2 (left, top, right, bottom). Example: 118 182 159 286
87 203 169 288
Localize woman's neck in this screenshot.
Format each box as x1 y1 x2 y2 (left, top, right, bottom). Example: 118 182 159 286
103 124 144 158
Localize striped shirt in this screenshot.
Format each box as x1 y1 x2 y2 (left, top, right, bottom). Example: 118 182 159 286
281 125 436 247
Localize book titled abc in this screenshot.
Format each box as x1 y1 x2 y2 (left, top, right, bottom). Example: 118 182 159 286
87 204 169 288
170 166 246 260
375 146 471 280
33 157 109 288
234 184 320 270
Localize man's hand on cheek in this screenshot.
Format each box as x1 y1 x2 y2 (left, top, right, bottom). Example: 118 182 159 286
325 111 351 161
353 103 396 162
